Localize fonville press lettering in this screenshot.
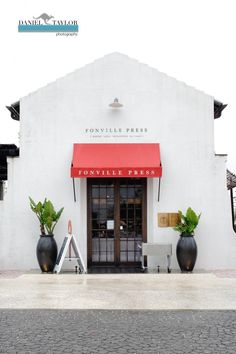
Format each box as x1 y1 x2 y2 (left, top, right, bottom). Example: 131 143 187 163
85 128 122 133
76 169 157 177
85 128 148 133
78 170 123 176
126 128 148 133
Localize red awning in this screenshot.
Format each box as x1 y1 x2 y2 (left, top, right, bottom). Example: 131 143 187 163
71 143 162 178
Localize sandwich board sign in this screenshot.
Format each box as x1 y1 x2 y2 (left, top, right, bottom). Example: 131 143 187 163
54 220 87 274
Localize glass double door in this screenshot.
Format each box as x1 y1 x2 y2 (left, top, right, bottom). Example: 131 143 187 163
87 178 147 267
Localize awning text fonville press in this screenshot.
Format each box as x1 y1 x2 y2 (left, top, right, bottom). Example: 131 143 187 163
76 169 158 177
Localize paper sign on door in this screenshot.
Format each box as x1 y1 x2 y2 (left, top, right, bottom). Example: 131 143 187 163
107 220 114 230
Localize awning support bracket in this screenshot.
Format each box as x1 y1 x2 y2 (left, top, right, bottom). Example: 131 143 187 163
72 177 76 202
158 177 161 202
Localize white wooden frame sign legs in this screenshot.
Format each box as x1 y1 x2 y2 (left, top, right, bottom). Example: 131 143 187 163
54 220 87 274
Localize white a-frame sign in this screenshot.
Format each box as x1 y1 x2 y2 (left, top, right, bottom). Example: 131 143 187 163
54 220 87 274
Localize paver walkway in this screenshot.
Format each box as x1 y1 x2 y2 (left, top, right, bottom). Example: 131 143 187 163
1 310 236 354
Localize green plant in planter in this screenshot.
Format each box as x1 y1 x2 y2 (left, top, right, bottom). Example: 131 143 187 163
29 197 64 273
173 207 201 235
29 197 64 235
173 207 201 272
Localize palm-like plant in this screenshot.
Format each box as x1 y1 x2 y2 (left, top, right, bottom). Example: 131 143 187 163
29 197 64 235
173 207 201 235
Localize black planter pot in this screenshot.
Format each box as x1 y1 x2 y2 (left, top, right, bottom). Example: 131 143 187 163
36 235 58 273
176 233 197 272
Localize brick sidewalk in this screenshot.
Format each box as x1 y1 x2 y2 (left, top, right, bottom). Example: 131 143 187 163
1 310 236 354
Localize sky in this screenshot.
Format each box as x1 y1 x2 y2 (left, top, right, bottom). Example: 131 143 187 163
0 0 236 169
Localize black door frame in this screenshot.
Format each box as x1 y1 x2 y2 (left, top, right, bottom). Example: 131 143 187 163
87 178 147 268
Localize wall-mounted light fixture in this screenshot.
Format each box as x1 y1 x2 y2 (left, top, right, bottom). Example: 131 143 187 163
109 98 123 108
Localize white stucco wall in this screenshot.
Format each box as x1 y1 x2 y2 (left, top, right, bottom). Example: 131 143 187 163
0 53 235 270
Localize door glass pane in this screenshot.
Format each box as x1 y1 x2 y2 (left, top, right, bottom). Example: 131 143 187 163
107 188 114 199
119 178 144 263
91 180 115 263
92 188 99 198
99 187 106 198
120 187 127 200
128 188 135 198
92 220 99 229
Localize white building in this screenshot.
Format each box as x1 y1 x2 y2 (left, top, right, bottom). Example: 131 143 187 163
0 53 235 270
